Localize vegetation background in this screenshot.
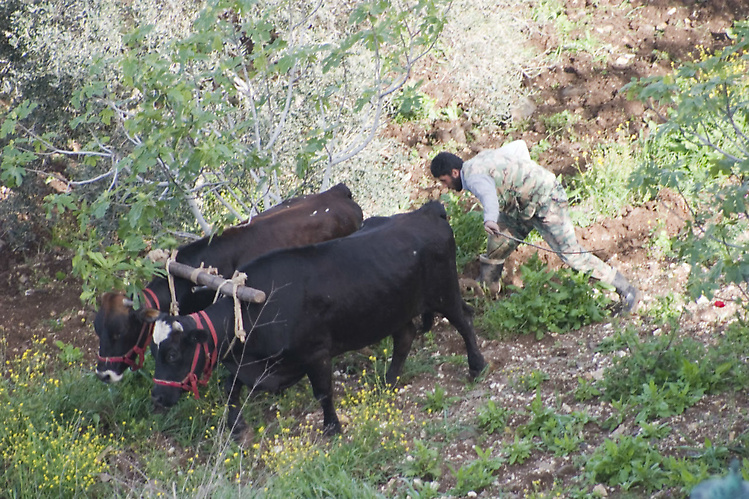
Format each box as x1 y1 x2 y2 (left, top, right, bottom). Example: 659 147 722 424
0 0 747 497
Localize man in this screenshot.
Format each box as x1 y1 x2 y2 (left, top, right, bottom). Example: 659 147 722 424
430 140 641 313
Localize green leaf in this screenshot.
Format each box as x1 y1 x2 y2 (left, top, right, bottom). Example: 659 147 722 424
92 196 111 219
15 100 39 120
100 107 115 126
128 202 145 229
87 251 109 268
0 116 16 138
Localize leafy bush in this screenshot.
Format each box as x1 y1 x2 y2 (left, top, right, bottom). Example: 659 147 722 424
443 191 486 271
475 399 510 435
623 21 749 304
586 435 670 492
477 254 612 339
587 434 742 495
1 0 450 302
511 369 549 392
421 384 459 414
517 391 589 457
401 439 442 481
505 435 534 465
573 376 601 402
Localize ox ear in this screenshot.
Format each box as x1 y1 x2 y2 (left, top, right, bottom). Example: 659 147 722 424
138 308 163 323
100 291 131 310
187 329 211 346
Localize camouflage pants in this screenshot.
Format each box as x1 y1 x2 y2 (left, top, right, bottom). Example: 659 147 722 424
486 184 617 285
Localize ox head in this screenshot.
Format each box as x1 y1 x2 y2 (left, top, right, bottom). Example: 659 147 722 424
94 292 160 383
149 313 218 411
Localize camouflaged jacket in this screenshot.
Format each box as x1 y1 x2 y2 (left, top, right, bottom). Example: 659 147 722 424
460 141 560 223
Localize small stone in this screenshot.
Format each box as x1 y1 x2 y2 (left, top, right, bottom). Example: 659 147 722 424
593 484 608 496
613 54 635 69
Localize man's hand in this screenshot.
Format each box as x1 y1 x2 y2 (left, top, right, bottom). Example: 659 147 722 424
484 220 500 236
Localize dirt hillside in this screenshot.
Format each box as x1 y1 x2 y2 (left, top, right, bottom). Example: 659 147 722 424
1 1 746 497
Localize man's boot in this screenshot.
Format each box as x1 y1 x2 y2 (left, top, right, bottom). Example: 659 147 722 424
479 255 504 296
612 271 641 314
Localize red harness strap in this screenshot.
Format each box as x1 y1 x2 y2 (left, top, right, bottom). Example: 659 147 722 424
152 310 219 399
97 288 160 370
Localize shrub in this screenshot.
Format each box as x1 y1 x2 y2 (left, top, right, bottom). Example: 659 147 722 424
401 439 442 481
517 391 589 457
2 0 450 302
623 21 749 304
477 254 611 339
449 445 503 496
586 435 670 492
443 191 486 271
475 399 510 435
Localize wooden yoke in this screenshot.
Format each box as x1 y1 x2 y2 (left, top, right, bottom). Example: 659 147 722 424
165 261 266 304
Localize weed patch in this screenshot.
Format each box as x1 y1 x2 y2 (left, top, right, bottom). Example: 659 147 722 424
477 254 611 339
597 324 747 423
0 341 113 497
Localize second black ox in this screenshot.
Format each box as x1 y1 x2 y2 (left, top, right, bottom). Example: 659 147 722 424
146 201 487 437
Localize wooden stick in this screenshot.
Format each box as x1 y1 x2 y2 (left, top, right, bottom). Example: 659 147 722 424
165 261 266 303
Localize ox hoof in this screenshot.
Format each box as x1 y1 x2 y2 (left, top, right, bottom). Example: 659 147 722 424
151 402 168 415
469 361 492 381
323 422 342 437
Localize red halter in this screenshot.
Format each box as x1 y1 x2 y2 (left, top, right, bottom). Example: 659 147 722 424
97 288 159 370
152 310 219 399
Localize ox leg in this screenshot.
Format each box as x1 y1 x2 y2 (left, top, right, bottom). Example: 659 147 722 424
386 321 418 386
305 353 341 436
444 301 487 379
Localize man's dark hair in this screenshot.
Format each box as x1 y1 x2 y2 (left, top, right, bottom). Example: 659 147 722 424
430 152 463 177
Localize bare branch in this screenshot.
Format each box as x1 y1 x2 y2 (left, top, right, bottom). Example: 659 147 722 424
17 124 113 159
265 67 299 152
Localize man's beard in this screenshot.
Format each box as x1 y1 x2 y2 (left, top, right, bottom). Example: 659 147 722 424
450 175 463 191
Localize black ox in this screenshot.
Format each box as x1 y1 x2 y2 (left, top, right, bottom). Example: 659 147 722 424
146 201 487 437
94 183 363 383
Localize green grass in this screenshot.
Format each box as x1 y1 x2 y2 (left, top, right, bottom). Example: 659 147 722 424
530 0 609 63
566 137 647 227
3 318 749 497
